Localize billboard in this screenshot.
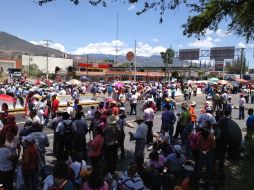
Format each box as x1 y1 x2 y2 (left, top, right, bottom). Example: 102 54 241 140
214 61 224 72
179 49 200 60
210 47 235 61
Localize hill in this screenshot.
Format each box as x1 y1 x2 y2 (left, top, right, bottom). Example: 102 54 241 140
0 32 66 57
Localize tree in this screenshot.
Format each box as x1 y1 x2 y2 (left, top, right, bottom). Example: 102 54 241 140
161 48 175 80
172 70 179 78
38 0 254 41
22 64 44 77
225 57 248 74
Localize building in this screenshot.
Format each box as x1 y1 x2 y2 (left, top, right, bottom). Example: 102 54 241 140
0 57 22 71
22 55 73 73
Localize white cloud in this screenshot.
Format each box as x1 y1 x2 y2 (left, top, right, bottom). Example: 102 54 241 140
73 40 166 57
30 40 66 52
188 37 215 48
237 42 246 48
205 29 214 36
178 44 183 48
128 4 136 11
237 42 254 48
151 38 160 43
73 40 126 55
216 28 231 37
214 38 221 42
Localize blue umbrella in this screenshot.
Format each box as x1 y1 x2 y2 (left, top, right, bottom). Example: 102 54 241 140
80 75 90 81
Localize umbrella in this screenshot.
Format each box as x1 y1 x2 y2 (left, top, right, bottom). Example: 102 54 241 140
104 97 113 102
218 80 229 85
0 94 15 102
68 79 82 86
115 82 124 88
209 77 219 82
80 75 90 82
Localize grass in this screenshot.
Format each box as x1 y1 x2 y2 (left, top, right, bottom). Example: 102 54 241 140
223 133 254 190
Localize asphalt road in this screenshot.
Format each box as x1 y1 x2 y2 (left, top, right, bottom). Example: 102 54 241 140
12 93 249 172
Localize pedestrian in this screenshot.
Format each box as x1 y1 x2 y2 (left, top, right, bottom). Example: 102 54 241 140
129 115 148 164
174 103 189 141
55 112 76 161
246 108 254 140
30 122 50 180
0 133 15 190
144 103 154 145
73 112 89 161
197 126 216 180
130 90 138 115
22 135 39 190
189 101 197 128
161 104 176 141
88 126 104 168
51 94 59 119
239 94 246 120
103 115 120 174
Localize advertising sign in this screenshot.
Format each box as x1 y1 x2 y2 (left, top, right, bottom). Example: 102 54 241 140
210 47 235 61
179 49 200 60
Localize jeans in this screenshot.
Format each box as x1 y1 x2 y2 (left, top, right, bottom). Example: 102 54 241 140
145 121 153 144
198 151 214 180
251 96 254 104
239 106 245 119
130 103 137 115
119 129 125 159
0 170 13 190
23 170 38 190
104 143 119 174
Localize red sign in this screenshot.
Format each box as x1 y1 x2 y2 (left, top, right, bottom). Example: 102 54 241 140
126 51 135 61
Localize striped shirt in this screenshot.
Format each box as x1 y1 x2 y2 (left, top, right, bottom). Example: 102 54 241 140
118 171 146 190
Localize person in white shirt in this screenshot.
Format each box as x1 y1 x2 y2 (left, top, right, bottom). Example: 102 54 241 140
130 91 138 115
66 101 74 119
239 94 246 120
69 152 87 186
144 103 155 145
129 115 148 162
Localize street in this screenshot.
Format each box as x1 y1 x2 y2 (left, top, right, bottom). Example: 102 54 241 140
12 93 248 172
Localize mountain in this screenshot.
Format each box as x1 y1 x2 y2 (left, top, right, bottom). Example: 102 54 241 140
71 54 165 67
0 31 179 67
0 32 67 57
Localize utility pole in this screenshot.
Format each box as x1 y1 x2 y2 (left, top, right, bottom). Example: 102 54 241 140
86 54 89 77
134 40 137 82
115 13 119 66
28 55 31 77
45 40 51 80
240 48 245 79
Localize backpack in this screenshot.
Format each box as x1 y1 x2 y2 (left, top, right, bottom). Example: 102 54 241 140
62 122 73 140
189 132 200 150
48 180 69 190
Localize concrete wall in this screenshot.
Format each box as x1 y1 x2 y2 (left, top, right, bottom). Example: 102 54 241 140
0 60 16 71
22 55 73 73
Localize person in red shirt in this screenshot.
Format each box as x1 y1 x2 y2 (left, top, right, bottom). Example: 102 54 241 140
197 121 216 180
51 94 59 119
111 102 119 116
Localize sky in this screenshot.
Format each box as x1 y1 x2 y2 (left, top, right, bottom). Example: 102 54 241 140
0 0 254 66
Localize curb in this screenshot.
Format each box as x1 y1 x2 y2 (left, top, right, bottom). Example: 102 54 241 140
8 101 100 113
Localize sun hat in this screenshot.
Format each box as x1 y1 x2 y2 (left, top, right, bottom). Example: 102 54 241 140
134 115 145 122
107 115 118 125
190 101 196 106
174 145 182 153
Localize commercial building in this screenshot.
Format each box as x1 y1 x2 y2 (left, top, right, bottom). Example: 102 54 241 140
22 55 73 73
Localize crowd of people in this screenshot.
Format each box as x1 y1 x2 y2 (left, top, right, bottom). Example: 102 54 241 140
0 78 252 190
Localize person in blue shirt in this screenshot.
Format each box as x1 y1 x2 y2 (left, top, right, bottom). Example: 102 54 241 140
246 108 254 129
246 108 254 140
